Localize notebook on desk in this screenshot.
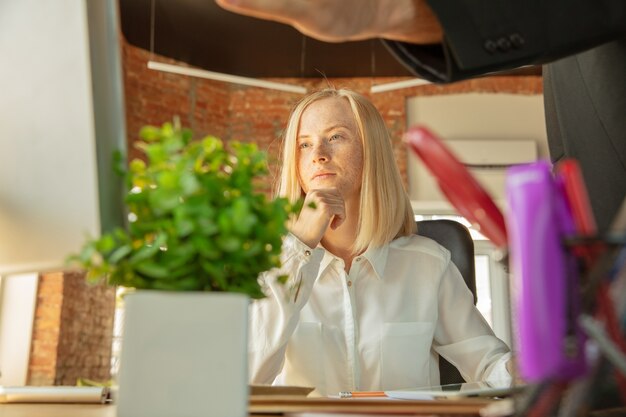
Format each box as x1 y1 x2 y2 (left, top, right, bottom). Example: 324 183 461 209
0 386 111 404
385 381 524 400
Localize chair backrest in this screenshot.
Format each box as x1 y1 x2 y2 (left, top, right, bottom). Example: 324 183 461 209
415 219 476 385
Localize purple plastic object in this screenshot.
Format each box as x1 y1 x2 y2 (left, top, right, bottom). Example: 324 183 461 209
506 161 587 382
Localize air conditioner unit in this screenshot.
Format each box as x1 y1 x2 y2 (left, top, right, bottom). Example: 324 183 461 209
409 139 538 214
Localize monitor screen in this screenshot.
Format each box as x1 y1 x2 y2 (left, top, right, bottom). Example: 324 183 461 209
0 0 126 275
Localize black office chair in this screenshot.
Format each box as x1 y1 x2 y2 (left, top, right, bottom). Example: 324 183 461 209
415 219 476 385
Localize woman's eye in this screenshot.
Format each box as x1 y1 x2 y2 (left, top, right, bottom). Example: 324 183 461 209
298 142 311 149
330 134 342 141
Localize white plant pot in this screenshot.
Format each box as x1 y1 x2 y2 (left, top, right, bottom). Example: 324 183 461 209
116 291 249 417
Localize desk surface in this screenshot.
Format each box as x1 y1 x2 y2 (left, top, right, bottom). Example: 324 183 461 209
0 397 496 417
0 404 115 417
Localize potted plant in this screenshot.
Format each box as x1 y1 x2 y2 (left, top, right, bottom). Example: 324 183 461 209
71 119 297 417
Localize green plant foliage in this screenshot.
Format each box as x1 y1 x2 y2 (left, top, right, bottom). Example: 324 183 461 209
69 120 299 298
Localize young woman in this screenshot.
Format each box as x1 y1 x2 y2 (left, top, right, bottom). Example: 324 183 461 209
250 88 511 396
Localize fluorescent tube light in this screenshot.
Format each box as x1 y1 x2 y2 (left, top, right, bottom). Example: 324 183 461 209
147 61 308 94
371 78 431 93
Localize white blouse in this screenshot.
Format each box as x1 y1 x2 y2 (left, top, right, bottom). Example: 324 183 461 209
249 233 511 397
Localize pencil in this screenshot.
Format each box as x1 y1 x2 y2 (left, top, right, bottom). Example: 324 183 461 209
338 391 387 398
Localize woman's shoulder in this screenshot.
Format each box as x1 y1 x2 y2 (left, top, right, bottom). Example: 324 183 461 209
389 234 451 263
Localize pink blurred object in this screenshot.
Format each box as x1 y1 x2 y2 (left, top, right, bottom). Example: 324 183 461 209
506 161 587 381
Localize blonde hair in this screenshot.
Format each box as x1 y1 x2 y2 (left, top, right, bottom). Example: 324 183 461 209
277 88 415 254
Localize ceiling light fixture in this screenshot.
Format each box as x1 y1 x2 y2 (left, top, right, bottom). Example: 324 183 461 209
147 61 308 94
370 78 431 94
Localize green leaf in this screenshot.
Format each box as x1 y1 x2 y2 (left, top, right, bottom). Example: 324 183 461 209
129 233 167 264
140 126 161 141
193 236 220 259
157 171 179 189
180 171 200 195
217 211 233 234
174 218 194 237
201 261 226 287
135 261 169 279
217 235 241 252
97 234 116 253
143 143 167 164
232 198 257 235
108 245 132 264
149 189 180 213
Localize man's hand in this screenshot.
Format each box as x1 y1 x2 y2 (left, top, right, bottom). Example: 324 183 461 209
215 0 442 44
290 188 346 249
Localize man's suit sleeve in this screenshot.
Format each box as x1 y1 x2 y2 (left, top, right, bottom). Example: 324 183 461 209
383 0 626 83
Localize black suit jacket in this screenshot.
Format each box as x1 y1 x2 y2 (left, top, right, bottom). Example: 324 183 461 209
384 1 626 232
384 0 626 83
543 39 626 232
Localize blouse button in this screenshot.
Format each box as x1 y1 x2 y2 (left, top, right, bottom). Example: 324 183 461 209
355 257 362 262
304 250 311 256
347 280 352 287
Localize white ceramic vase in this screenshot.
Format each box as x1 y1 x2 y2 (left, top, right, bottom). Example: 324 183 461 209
116 291 249 417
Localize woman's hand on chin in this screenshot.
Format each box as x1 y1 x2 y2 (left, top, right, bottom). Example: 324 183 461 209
290 188 346 248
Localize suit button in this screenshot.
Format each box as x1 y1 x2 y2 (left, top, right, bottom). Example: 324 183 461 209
509 33 525 48
497 37 511 52
484 39 498 54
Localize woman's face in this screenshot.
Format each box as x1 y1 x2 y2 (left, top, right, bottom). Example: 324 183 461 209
296 97 364 201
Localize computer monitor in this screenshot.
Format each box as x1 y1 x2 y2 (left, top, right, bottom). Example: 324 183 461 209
0 0 127 276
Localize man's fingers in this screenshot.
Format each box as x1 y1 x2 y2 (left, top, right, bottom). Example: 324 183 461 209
215 0 379 43
215 0 441 44
215 0 305 26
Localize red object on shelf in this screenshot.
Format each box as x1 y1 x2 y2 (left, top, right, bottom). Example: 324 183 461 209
556 159 598 235
555 158 626 402
404 126 508 248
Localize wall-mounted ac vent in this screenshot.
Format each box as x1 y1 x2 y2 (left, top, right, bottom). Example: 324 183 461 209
406 92 547 214
447 140 537 168
410 139 537 214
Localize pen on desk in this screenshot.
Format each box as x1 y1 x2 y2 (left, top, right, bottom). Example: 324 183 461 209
339 391 387 398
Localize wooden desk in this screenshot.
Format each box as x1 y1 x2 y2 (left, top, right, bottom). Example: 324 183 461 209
250 396 493 414
0 397 495 417
0 403 115 417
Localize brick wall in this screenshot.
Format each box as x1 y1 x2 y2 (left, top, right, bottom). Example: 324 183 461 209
123 46 231 161
54 272 116 385
27 273 63 385
28 272 115 385
123 40 541 188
